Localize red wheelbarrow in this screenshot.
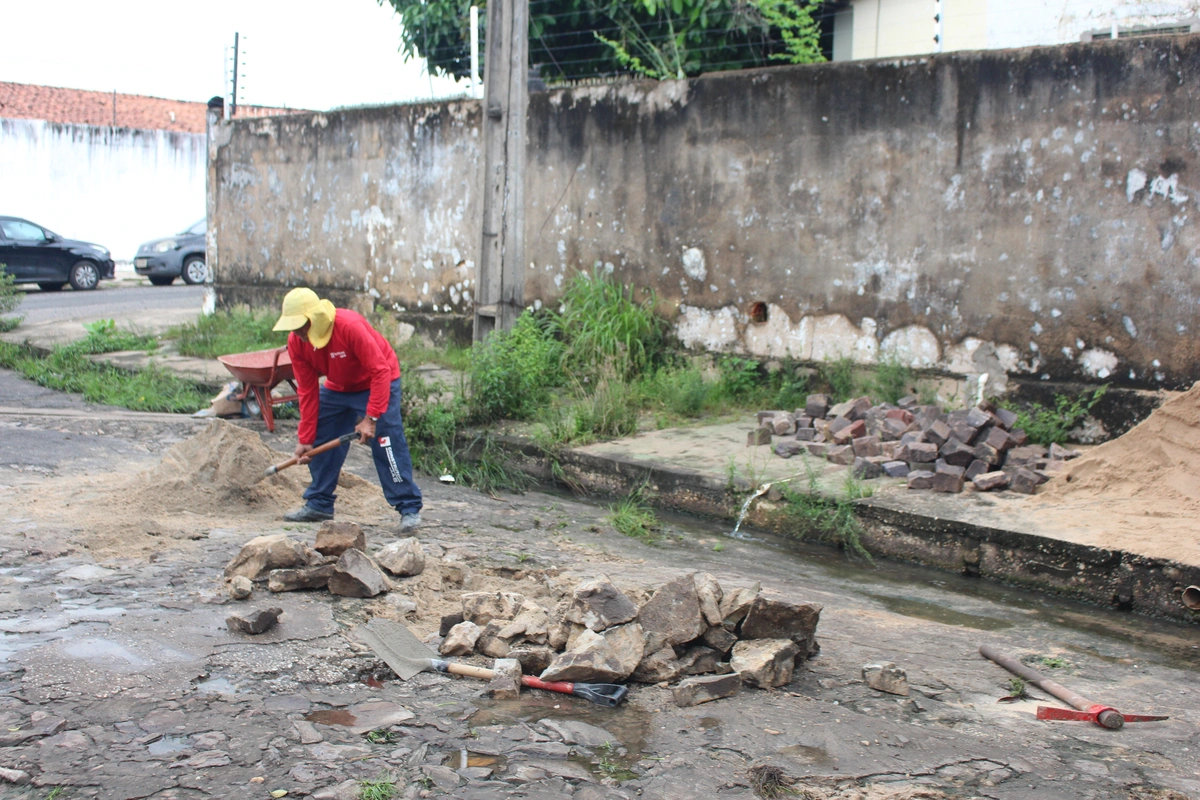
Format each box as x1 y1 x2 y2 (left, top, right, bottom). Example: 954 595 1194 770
217 347 298 433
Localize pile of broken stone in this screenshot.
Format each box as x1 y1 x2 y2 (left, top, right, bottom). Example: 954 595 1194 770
757 393 1080 494
439 572 821 707
222 522 427 632
221 526 822 707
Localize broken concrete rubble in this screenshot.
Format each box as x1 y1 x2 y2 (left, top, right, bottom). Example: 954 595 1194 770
374 536 426 577
327 549 389 598
673 673 742 707
730 638 800 688
863 662 910 696
226 607 283 635
314 521 365 557
564 575 638 632
224 533 314 581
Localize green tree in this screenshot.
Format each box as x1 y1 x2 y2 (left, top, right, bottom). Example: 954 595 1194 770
378 0 825 83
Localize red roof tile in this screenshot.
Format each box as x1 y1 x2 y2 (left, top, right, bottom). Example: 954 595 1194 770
0 82 302 134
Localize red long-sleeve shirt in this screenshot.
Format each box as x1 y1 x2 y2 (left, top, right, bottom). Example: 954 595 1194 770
288 309 401 444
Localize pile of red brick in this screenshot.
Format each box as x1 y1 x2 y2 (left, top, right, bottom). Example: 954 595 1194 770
754 394 1080 494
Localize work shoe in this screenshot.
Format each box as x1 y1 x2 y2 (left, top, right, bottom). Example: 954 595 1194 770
283 505 333 523
399 512 422 533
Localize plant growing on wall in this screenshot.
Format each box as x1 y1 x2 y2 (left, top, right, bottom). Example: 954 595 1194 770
378 0 824 82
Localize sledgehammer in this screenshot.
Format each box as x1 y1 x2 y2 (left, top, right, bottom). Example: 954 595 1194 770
260 432 357 480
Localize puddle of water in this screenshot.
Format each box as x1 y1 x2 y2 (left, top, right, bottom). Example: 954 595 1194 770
777 743 836 768
729 484 770 540
63 637 150 665
194 676 239 695
147 735 191 756
570 752 639 782
864 593 1015 631
305 709 358 727
471 694 654 765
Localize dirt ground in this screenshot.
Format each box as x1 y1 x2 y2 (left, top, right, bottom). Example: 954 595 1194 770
1 369 1199 800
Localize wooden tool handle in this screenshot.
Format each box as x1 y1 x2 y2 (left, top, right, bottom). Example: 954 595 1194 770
980 644 1093 712
445 662 495 681
264 432 356 476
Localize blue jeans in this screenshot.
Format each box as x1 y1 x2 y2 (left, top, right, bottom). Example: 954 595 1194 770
302 377 423 516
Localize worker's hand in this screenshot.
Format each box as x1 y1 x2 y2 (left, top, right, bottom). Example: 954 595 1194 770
355 416 377 444
294 443 314 464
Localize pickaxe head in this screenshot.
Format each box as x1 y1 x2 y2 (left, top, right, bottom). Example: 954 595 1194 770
1037 704 1169 730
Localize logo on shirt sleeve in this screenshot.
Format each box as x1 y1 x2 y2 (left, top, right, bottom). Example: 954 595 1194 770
378 436 391 447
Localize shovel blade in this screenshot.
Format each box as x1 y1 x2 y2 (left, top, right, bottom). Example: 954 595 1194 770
356 618 440 681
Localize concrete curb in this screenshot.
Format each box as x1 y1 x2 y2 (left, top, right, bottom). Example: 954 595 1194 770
480 433 1200 625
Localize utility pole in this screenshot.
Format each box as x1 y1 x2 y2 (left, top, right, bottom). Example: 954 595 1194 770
474 0 528 341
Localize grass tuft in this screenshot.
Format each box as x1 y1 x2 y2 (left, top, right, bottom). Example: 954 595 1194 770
778 457 872 561
607 487 661 544
164 306 286 359
358 773 396 800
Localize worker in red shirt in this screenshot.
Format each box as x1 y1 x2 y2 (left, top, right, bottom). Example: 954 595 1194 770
271 287 423 531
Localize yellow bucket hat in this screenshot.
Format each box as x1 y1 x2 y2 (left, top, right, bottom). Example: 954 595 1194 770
273 287 337 349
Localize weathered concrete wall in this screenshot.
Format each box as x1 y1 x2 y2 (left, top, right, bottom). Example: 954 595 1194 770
212 36 1200 388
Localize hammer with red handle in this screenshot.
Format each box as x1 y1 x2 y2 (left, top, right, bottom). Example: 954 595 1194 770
980 644 1169 729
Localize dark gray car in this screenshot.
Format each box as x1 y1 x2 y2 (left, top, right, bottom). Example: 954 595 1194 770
134 219 207 285
0 216 116 291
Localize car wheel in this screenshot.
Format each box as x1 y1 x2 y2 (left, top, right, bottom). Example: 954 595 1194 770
148 276 175 286
68 260 100 291
181 256 207 285
37 282 65 291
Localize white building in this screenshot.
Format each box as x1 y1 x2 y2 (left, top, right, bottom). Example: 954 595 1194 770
829 0 1200 61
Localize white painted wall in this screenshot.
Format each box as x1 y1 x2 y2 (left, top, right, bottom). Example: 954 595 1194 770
848 0 1199 59
0 118 205 262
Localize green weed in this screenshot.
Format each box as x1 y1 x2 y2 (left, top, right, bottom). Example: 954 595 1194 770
547 266 666 379
712 542 725 552
718 356 761 400
45 789 65 800
1010 386 1107 446
778 457 871 560
1006 677 1029 699
1041 656 1067 669
358 773 397 800
0 263 21 318
0 331 207 413
365 729 403 744
607 488 661 544
164 306 285 359
817 356 858 403
870 354 916 405
0 315 22 333
468 311 562 422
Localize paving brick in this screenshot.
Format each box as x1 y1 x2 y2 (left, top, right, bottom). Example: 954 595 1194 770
852 457 883 479
1009 467 1041 494
756 411 777 424
965 407 992 429
1008 428 1028 446
882 460 910 478
847 396 873 420
772 416 796 435
965 459 989 481
973 442 1001 466
950 423 980 445
748 427 773 446
827 399 855 418
907 470 935 489
983 427 1013 452
806 442 831 458
926 420 952 447
931 469 965 493
906 442 939 462
900 431 925 445
885 408 915 424
832 419 866 445
972 471 1010 491
805 394 830 419
826 445 856 465
881 441 900 460
897 395 919 409
994 408 1019 430
827 417 852 436
882 418 909 440
852 435 881 457
794 428 817 442
1006 444 1047 465
793 416 813 430
940 439 976 467
773 440 807 458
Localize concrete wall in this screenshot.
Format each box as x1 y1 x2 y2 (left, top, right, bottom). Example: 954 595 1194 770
0 118 205 261
211 36 1200 388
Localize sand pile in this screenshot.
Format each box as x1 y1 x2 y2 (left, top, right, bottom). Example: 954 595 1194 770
1039 382 1200 510
5 420 393 558
1022 383 1200 564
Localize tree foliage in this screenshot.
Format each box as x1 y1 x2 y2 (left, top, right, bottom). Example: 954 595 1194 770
379 0 825 82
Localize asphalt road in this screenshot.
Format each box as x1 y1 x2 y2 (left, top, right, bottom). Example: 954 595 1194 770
14 283 205 325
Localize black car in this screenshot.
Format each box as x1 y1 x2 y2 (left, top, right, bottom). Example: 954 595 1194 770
134 220 207 286
0 216 115 291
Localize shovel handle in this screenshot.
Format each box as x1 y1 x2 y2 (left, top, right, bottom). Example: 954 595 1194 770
264 432 357 477
444 662 496 681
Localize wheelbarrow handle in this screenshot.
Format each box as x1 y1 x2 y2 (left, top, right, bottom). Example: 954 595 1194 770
263 432 357 477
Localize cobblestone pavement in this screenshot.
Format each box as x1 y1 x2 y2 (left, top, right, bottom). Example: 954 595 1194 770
0 371 1198 799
